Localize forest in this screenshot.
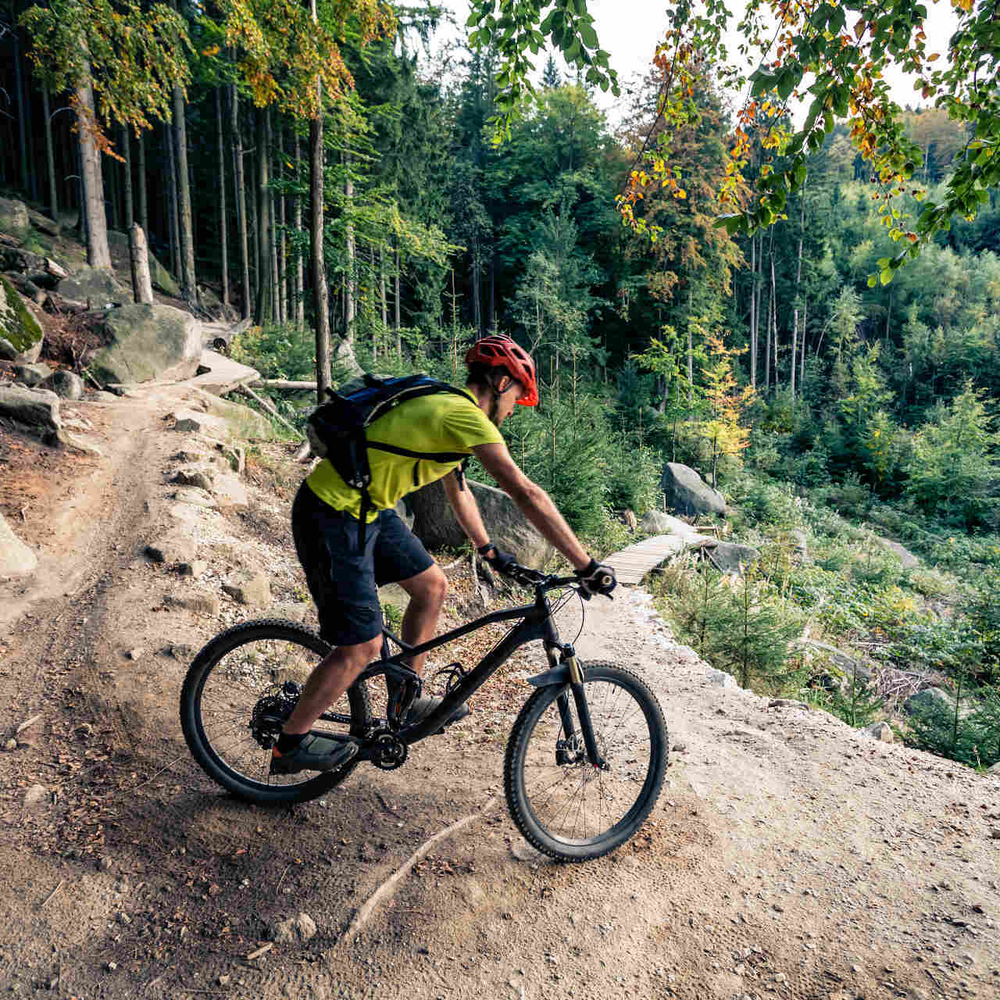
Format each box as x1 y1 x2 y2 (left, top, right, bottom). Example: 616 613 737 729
2 0 1000 770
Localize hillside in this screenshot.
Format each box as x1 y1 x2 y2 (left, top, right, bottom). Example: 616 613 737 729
2 343 999 999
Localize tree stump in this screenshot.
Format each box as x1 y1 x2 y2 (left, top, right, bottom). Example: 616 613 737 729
128 223 154 304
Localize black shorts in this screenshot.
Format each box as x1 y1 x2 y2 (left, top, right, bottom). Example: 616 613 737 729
291 482 434 647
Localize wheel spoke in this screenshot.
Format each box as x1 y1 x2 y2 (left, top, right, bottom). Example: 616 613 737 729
507 666 665 859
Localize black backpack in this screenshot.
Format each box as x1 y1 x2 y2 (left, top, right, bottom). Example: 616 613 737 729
306 373 472 534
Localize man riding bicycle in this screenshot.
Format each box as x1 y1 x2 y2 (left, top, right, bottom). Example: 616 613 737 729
271 335 617 774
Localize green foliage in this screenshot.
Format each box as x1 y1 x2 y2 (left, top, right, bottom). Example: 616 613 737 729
229 323 317 382
827 673 885 729
905 384 1000 530
653 564 806 696
725 473 803 532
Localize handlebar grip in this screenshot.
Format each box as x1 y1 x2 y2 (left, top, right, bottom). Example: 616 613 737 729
596 572 614 588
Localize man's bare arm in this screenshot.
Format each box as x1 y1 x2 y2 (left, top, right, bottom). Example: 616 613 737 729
441 470 490 550
471 441 590 570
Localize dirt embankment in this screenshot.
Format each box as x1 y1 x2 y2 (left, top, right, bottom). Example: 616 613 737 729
1 378 999 1000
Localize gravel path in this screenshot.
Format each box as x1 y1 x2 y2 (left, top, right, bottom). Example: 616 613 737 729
1 379 998 1000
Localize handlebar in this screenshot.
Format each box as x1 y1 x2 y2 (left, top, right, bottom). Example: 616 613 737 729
497 562 614 596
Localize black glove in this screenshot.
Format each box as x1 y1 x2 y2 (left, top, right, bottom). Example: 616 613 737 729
575 558 617 598
478 541 517 575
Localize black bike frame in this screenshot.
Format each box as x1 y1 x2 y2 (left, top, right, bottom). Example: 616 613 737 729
342 585 568 751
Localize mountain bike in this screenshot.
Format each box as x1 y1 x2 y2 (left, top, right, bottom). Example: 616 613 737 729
179 563 667 861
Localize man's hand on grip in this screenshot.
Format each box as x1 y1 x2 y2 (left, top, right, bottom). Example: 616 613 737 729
478 541 517 575
575 558 617 598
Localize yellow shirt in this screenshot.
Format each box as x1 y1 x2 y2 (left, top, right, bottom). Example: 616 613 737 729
306 387 503 520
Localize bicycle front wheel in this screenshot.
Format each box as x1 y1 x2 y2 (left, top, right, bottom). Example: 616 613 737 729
504 662 667 861
180 619 371 805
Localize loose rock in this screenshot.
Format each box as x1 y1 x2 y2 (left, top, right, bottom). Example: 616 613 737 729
270 912 317 944
23 784 50 812
864 721 894 742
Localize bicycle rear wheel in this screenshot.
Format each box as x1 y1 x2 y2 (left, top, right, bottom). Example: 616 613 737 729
180 619 371 805
504 662 667 861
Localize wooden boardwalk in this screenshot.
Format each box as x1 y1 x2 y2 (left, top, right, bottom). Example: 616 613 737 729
604 515 712 585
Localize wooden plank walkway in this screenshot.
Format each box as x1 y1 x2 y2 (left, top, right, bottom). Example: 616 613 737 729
189 348 260 396
604 515 713 585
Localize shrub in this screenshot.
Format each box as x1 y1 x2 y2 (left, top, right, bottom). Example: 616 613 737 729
724 473 803 531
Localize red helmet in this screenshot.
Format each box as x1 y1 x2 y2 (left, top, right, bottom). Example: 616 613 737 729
465 335 539 406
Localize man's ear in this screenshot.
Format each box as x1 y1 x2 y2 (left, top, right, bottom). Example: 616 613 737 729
494 374 512 393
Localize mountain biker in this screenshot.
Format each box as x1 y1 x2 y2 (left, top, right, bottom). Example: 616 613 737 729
271 335 617 774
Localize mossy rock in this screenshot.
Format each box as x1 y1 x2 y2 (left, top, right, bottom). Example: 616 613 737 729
0 274 44 362
89 303 202 384
0 197 30 238
57 266 130 307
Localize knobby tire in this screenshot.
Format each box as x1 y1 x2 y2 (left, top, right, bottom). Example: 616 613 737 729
504 662 667 861
180 619 371 805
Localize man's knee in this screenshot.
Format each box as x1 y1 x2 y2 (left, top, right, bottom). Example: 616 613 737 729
403 565 447 608
340 634 384 667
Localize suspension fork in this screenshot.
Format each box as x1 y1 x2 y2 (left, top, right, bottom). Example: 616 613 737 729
557 644 606 769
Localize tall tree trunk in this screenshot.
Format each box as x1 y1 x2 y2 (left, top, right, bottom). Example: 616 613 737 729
231 81 250 319
394 243 401 335
106 148 120 232
749 236 757 389
137 131 148 236
165 123 180 279
770 250 778 389
13 18 31 199
470 239 481 336
254 107 274 324
216 87 229 311
121 127 134 230
687 285 694 405
344 155 356 346
277 121 287 325
76 66 112 269
294 133 304 329
267 110 280 324
170 0 196 303
801 297 808 392
309 38 331 404
488 253 496 333
42 85 58 217
247 143 257 307
379 248 388 343
791 190 804 399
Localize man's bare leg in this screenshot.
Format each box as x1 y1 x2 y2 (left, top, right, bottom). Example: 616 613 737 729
282 635 383 735
395 563 448 676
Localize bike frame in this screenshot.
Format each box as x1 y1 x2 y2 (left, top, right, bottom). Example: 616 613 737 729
317 581 573 755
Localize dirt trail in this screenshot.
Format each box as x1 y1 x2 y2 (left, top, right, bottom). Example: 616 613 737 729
1 377 999 1000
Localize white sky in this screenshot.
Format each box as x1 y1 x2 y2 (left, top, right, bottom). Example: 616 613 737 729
430 1 960 126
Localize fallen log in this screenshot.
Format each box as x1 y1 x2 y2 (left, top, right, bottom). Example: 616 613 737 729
234 384 303 439
250 379 317 390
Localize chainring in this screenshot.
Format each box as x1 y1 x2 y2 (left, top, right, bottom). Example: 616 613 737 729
369 728 408 771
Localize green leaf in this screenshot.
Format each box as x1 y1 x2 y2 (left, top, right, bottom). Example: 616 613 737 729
867 274 878 288
880 269 893 286
777 71 795 102
579 21 598 49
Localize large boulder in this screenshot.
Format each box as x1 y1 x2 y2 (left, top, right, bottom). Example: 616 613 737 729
0 274 44 362
661 462 726 518
89 303 202 385
0 385 61 441
794 638 873 688
408 478 554 568
903 687 954 717
0 197 30 238
56 266 130 307
706 540 760 575
0 511 37 578
106 229 180 297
